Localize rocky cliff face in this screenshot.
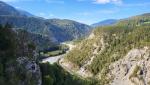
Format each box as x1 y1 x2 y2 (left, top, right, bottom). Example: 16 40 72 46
16 57 42 85
108 47 150 85
0 25 42 85
6 57 42 85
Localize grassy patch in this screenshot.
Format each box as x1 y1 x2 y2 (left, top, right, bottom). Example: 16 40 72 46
40 44 69 59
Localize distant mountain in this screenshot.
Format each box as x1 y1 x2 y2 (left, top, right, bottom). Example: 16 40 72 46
0 16 91 42
0 1 33 17
46 19 91 41
0 1 91 43
91 19 118 27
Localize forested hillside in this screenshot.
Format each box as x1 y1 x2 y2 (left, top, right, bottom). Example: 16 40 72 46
0 24 93 85
40 63 97 85
0 24 41 85
0 1 91 42
16 29 55 50
62 13 150 85
0 16 91 42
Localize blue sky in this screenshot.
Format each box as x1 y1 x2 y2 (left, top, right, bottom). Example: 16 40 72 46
2 0 150 24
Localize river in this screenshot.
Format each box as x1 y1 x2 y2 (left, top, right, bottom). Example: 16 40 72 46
42 54 65 64
42 42 75 64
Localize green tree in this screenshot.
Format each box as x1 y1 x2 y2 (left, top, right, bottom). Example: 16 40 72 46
43 75 54 85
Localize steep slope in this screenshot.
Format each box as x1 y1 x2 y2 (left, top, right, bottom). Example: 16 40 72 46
16 29 55 50
0 1 91 42
0 25 41 85
0 24 95 85
47 19 91 41
91 19 118 27
0 16 91 42
40 63 97 85
0 16 53 40
60 13 150 85
108 47 150 85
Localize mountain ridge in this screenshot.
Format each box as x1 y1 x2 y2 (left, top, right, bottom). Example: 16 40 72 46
0 1 91 43
0 1 33 17
91 19 118 27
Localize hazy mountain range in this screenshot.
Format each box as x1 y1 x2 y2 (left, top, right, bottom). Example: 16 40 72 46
91 19 118 27
0 1 91 44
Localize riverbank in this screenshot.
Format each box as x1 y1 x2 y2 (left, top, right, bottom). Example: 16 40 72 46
41 42 76 64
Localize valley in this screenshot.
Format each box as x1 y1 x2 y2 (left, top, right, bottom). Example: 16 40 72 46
0 1 150 85
41 42 75 64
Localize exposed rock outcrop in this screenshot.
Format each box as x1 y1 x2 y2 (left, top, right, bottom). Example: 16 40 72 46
108 47 150 85
6 57 42 85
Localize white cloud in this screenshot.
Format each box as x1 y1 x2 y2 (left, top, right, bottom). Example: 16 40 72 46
94 0 110 4
1 0 18 2
45 0 64 4
77 0 87 2
1 0 64 3
1 0 17 2
77 0 123 5
1 0 34 2
94 0 122 5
